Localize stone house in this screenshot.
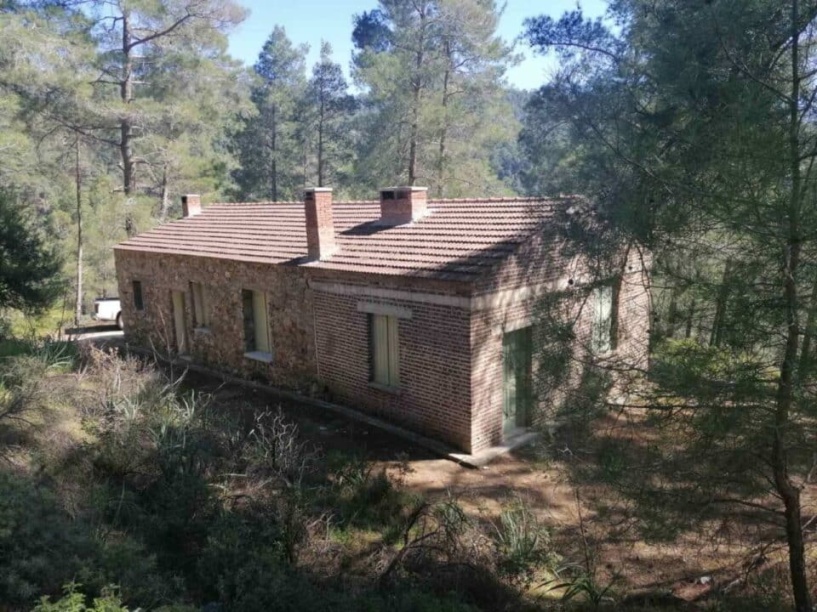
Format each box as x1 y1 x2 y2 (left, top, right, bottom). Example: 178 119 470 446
114 187 650 454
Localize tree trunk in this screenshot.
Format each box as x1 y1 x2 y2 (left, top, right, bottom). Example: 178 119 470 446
407 5 427 186
666 287 678 339
776 2 811 608
159 165 170 221
317 95 325 187
684 297 696 339
74 138 83 327
798 277 817 379
436 41 451 198
271 104 278 201
120 9 135 196
710 259 733 347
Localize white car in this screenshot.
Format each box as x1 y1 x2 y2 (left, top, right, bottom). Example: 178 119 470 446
93 297 123 329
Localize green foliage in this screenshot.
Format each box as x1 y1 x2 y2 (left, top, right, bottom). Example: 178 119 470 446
1 333 541 611
492 499 558 585
0 337 31 359
330 454 419 537
523 1 817 607
0 472 93 606
231 26 309 201
0 190 64 313
652 338 773 399
34 583 128 612
304 41 356 188
546 570 616 609
352 0 518 196
0 339 76 431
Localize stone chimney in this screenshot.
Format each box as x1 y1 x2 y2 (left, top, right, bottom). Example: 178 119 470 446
304 187 336 260
379 186 428 225
181 194 202 218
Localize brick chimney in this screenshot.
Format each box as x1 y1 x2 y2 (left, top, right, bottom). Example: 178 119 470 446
304 187 336 260
379 186 428 225
181 194 202 218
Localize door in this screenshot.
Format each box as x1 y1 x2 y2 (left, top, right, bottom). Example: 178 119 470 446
503 326 532 438
171 290 188 355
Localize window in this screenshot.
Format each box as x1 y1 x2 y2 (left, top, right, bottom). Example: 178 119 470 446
370 314 400 387
242 289 271 358
132 281 144 311
190 282 211 328
592 284 615 353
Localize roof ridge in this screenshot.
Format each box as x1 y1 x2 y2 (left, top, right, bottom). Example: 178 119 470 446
211 200 381 206
208 196 560 207
428 197 554 204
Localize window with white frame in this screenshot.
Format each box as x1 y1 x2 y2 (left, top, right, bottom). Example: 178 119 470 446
592 284 615 353
370 314 400 387
242 289 271 358
190 282 211 329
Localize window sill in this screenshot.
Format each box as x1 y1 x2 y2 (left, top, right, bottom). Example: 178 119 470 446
368 382 401 395
244 351 273 363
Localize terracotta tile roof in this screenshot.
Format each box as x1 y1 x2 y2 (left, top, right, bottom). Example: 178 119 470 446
115 197 565 283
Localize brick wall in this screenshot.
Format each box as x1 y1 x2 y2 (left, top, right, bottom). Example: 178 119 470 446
470 231 652 451
114 234 651 456
312 284 473 451
114 250 318 391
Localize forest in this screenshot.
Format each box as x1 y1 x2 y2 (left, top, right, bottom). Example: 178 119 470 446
3 0 817 610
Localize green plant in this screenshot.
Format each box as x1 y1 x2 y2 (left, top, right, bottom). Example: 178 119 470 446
33 340 78 372
492 498 558 584
331 456 417 535
33 582 128 612
0 473 95 606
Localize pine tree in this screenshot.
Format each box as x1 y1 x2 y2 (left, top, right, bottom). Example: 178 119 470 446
0 190 63 313
352 0 516 196
232 26 308 201
524 1 817 608
305 42 355 188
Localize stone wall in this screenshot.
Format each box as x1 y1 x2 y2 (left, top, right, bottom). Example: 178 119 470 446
114 249 318 391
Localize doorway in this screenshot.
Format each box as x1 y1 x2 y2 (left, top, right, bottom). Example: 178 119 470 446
502 326 532 438
171 290 188 355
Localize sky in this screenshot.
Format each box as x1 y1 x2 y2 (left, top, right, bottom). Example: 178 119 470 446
227 0 607 91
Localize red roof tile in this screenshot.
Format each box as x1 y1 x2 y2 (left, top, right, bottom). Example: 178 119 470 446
115 197 565 283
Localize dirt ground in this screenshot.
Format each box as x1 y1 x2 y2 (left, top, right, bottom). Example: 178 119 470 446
177 365 792 604
66 330 803 604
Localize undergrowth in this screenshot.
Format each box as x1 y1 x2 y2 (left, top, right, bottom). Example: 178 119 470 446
0 343 550 612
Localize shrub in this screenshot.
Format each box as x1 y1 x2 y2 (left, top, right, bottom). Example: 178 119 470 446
243 408 320 488
331 455 418 535
0 472 95 606
33 583 128 612
492 498 558 585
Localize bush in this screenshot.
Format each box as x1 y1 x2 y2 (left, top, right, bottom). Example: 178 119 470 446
0 471 174 609
244 409 319 488
33 583 128 612
492 499 558 585
651 338 769 399
331 455 418 536
9 347 546 612
0 472 95 606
